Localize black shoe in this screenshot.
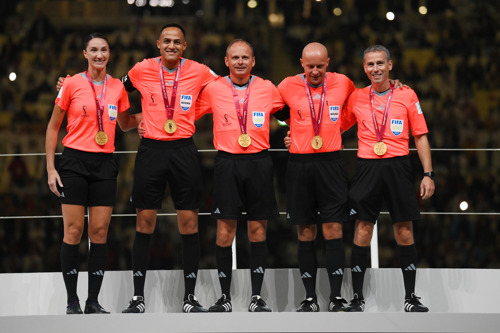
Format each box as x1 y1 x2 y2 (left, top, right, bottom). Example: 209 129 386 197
404 293 429 312
248 295 271 312
66 299 83 314
328 297 347 312
296 297 319 312
183 294 208 313
122 296 145 313
208 294 232 312
346 294 365 312
84 301 110 314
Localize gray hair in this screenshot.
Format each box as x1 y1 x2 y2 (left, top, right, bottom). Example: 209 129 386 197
363 45 391 62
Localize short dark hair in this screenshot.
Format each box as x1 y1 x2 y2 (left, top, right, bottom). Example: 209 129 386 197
83 33 109 50
159 23 186 38
364 45 391 62
226 39 254 57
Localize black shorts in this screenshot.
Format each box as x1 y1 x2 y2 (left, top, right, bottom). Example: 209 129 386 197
56 147 118 207
349 156 421 224
131 137 203 210
212 150 279 220
286 152 349 225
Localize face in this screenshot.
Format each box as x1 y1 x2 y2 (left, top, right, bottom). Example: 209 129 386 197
363 51 393 85
225 42 255 80
300 51 329 86
83 38 109 71
157 27 187 65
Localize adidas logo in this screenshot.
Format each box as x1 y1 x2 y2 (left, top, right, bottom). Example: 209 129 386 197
301 272 312 278
252 266 264 274
214 208 221 214
313 93 321 99
352 266 362 273
186 272 197 279
404 264 416 271
287 213 290 219
331 268 343 275
66 269 77 275
218 272 227 278
133 271 144 277
92 270 104 276
349 208 357 215
183 303 194 312
60 192 65 198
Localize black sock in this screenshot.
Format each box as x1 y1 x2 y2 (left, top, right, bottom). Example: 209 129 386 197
325 238 345 299
216 245 232 299
250 241 267 296
298 240 317 299
351 244 369 300
182 233 200 300
60 242 80 303
399 244 417 299
87 243 108 303
132 231 152 297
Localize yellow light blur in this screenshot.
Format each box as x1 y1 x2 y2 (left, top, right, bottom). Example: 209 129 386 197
419 6 428 15
333 7 342 16
247 0 257 9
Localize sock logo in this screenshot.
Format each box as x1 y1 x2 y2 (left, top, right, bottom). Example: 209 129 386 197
252 266 264 274
66 269 78 275
404 264 416 271
301 272 312 278
331 268 343 275
133 271 144 277
218 272 227 278
92 270 104 276
186 272 197 279
352 266 362 273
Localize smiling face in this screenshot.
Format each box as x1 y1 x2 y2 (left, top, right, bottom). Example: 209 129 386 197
83 37 109 72
157 26 187 69
300 43 330 86
363 50 393 91
225 41 255 84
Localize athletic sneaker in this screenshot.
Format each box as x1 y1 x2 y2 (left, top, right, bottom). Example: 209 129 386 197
122 296 146 313
346 294 365 312
208 294 232 312
84 301 110 314
328 297 347 312
248 295 271 312
66 299 83 314
404 293 429 312
296 297 319 312
183 294 208 313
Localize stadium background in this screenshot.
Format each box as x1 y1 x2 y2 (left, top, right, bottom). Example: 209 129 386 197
0 0 499 274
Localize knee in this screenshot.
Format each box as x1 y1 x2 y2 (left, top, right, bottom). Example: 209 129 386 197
216 227 235 247
323 222 343 240
297 225 316 242
248 224 266 243
354 222 374 246
64 224 84 244
88 224 109 243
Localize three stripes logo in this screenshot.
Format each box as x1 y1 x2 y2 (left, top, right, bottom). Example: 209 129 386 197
135 303 146 313
92 270 104 276
66 269 77 275
352 266 362 273
331 268 343 275
404 264 416 271
301 272 312 279
186 272 197 279
252 266 264 274
133 271 144 277
218 272 227 278
183 303 195 312
214 208 221 214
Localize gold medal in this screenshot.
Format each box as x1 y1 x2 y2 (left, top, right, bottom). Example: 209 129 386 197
164 119 177 134
374 141 387 156
311 136 323 150
95 131 108 146
238 133 251 148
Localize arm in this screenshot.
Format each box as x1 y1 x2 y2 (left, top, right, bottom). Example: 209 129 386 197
414 134 435 199
117 111 142 132
45 104 66 196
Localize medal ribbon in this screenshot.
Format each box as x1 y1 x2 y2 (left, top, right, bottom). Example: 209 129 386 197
85 71 107 132
159 57 181 120
369 84 394 142
304 77 326 136
231 76 251 135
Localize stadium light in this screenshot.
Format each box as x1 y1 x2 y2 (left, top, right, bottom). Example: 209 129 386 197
386 11 395 21
460 201 469 211
419 6 428 15
247 0 257 9
9 72 16 82
333 7 342 16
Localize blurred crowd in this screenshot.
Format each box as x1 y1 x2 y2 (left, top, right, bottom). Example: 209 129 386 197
1 0 500 273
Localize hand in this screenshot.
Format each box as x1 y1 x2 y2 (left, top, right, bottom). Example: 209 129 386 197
420 176 435 199
47 169 63 197
138 120 145 138
56 75 69 92
283 130 291 149
389 79 409 89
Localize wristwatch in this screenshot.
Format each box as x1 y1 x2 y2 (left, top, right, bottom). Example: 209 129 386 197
423 171 435 180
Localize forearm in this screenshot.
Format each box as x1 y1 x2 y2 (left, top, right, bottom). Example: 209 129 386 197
414 134 433 172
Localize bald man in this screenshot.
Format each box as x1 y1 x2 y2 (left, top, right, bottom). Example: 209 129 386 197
277 43 355 312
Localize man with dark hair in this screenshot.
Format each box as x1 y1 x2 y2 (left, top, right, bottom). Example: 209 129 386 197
342 44 434 312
